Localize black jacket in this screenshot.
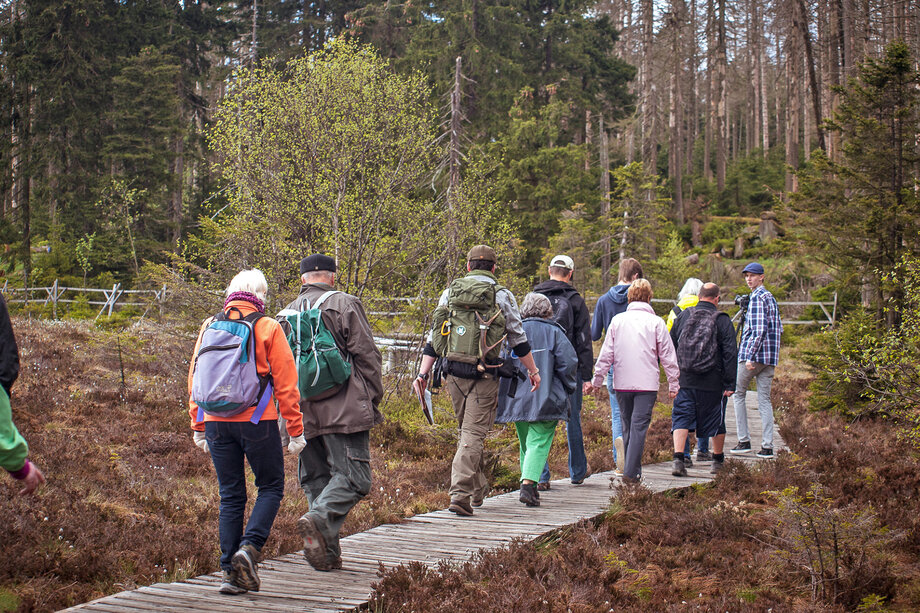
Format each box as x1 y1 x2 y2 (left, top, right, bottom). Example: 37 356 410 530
0 295 19 396
533 279 593 381
670 301 737 392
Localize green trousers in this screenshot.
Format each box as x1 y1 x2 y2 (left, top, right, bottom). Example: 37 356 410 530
0 387 28 474
515 420 557 483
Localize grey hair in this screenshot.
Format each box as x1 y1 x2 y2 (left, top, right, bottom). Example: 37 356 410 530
226 269 268 300
677 277 704 301
520 292 553 319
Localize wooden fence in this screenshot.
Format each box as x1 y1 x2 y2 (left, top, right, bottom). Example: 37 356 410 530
0 280 168 321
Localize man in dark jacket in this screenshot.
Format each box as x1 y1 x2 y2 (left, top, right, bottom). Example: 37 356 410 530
282 254 384 572
534 255 593 487
669 282 737 476
590 257 643 472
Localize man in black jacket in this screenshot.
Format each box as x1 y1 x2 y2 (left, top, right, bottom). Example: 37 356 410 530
669 283 737 476
534 254 593 486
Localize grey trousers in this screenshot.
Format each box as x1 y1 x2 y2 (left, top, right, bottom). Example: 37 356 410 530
446 375 499 503
733 362 776 449
615 391 657 480
298 431 372 563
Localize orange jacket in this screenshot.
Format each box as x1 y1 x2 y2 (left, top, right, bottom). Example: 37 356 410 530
188 300 303 437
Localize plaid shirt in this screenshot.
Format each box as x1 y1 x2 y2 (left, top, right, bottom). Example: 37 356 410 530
738 285 782 366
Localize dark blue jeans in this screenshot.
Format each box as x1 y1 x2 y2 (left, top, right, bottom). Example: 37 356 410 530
205 420 285 572
540 377 588 483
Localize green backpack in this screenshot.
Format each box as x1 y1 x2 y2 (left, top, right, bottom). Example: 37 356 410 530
277 291 352 401
431 274 507 370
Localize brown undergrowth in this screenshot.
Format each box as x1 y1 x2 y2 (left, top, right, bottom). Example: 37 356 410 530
369 374 920 612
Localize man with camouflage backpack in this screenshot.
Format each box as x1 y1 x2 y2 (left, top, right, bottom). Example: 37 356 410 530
280 254 383 572
413 245 541 517
668 282 737 476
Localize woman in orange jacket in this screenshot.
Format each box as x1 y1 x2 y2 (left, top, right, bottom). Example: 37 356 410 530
188 269 304 595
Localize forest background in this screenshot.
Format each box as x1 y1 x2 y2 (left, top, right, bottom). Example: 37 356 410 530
2 0 920 611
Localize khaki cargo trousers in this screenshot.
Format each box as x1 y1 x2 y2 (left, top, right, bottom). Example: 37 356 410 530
446 374 499 504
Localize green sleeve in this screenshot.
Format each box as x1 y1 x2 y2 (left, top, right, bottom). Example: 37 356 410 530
0 387 28 473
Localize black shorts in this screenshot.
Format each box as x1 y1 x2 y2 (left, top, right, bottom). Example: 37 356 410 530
671 388 725 438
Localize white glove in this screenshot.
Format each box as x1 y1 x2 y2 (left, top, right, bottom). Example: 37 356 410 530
288 434 307 456
193 430 209 453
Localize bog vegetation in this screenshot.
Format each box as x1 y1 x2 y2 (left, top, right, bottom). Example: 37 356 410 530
1 1 920 611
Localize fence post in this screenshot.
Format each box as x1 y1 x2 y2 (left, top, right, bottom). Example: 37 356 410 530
108 283 121 318
51 279 58 319
831 292 837 328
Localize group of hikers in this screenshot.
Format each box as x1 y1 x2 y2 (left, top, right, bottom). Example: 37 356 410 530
0 244 783 597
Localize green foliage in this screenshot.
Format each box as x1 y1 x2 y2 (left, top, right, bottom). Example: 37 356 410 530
608 162 670 265
786 41 920 324
647 231 699 300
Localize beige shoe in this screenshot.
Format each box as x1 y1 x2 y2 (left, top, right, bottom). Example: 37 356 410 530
614 437 625 472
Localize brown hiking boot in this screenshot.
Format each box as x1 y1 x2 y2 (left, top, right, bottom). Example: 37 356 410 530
230 544 261 592
298 514 332 571
537 482 551 491
448 499 474 516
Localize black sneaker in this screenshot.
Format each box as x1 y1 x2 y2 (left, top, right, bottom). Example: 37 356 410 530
730 441 752 454
519 483 540 507
710 459 724 474
230 544 260 592
218 570 247 595
671 458 687 477
756 447 774 458
695 451 712 462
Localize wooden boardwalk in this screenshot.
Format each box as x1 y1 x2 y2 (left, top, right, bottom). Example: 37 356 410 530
63 392 784 612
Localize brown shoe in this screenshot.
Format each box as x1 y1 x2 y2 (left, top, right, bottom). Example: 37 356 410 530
330 557 343 570
298 514 332 571
471 498 484 508
448 499 474 516
572 461 593 484
536 482 551 491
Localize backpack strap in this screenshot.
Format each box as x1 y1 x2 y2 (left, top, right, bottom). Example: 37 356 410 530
672 304 682 317
313 290 340 309
242 311 273 424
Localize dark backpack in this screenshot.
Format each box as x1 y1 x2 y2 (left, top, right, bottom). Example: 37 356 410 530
545 294 575 341
676 308 721 374
191 308 273 421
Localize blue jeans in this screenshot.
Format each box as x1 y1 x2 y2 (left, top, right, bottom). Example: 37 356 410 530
205 420 285 572
607 370 624 462
540 377 588 483
733 362 776 448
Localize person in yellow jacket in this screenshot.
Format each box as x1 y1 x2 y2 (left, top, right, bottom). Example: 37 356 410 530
188 269 304 595
666 277 703 332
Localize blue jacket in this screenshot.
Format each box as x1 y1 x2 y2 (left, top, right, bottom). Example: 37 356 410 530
496 318 578 423
591 284 630 341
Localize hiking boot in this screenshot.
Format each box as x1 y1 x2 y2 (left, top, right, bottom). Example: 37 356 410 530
730 441 752 454
519 482 540 507
710 458 724 474
756 447 774 458
448 499 474 517
330 556 343 570
614 437 625 473
298 514 333 571
683 455 693 468
230 544 260 592
572 461 592 485
471 497 484 508
537 482 551 492
218 570 247 595
671 458 687 477
621 475 640 485
695 450 712 462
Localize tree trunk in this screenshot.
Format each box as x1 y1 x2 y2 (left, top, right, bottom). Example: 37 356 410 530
668 0 685 224
600 114 612 287
714 0 727 191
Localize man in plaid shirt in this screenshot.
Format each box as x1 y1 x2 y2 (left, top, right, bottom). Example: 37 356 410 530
730 262 783 458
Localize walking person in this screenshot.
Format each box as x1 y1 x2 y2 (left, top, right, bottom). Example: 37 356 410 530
496 293 578 507
730 262 783 458
533 255 593 489
414 245 541 516
666 277 709 463
188 269 305 595
668 283 737 476
0 294 45 496
591 258 644 473
282 254 384 571
587 279 679 483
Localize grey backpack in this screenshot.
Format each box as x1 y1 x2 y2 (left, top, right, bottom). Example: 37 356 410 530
191 308 273 422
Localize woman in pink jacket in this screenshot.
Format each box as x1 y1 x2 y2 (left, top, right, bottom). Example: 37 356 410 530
586 279 679 482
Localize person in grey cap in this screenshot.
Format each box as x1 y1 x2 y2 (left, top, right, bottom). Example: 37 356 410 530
414 244 541 516
281 254 384 571
730 262 782 458
533 254 593 488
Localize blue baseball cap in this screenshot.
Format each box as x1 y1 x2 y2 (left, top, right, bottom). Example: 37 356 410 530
742 262 765 275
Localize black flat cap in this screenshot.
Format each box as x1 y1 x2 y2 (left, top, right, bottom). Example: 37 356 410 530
300 254 337 274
